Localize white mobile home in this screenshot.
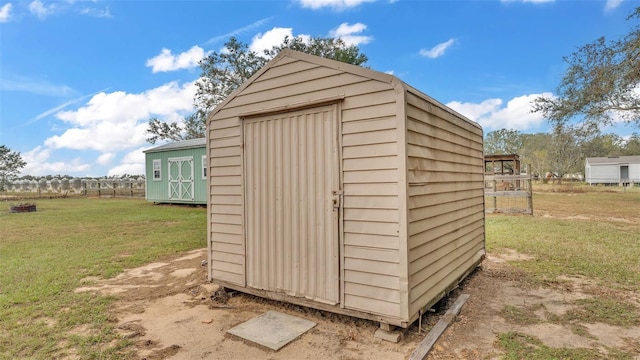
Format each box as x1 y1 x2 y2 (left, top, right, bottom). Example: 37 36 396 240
585 156 640 185
206 50 485 329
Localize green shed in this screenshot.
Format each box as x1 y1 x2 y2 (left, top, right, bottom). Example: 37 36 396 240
143 138 207 204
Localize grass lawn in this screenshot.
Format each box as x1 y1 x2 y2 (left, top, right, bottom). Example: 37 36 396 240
1 185 638 359
489 184 640 359
0 197 206 359
488 186 640 291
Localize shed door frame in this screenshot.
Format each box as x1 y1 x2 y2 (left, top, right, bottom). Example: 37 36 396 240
241 103 342 305
168 156 195 201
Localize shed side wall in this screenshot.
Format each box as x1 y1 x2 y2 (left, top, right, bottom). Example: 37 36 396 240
588 164 620 184
631 164 640 181
341 87 402 319
404 90 485 318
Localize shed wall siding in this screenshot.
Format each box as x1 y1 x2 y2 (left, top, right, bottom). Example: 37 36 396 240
586 163 640 184
403 90 485 317
209 123 245 285
588 164 618 183
632 164 640 180
208 56 403 318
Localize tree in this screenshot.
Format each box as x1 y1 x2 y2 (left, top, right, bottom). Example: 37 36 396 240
146 36 369 144
264 36 368 67
0 145 26 191
521 133 553 177
622 133 640 155
580 132 625 157
532 7 640 129
484 129 524 155
146 113 205 144
192 37 268 124
548 125 586 181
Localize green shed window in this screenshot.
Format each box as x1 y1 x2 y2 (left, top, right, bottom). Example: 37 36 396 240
153 159 161 181
202 155 207 179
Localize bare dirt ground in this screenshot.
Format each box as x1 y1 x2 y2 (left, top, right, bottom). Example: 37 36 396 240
75 248 640 360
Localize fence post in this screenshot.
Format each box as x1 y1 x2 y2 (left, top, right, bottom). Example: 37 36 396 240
492 179 497 210
527 164 533 214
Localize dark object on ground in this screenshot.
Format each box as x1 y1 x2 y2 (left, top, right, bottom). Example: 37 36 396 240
10 203 36 213
211 288 230 303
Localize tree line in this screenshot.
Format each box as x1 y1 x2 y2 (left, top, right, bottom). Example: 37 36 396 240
484 128 640 178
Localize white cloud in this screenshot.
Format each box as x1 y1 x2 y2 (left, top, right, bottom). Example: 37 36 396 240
21 146 91 176
447 98 503 122
29 0 56 19
146 46 208 73
604 0 624 11
248 23 371 56
27 88 108 125
250 27 297 54
96 153 115 165
107 147 148 176
45 81 197 152
0 3 12 22
330 22 365 36
446 93 553 131
107 163 145 177
419 39 456 59
79 7 112 18
329 22 373 46
296 0 376 11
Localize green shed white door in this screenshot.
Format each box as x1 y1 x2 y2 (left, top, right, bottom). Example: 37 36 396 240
243 104 340 305
168 157 194 201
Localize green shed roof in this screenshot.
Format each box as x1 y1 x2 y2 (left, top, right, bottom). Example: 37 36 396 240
143 138 206 153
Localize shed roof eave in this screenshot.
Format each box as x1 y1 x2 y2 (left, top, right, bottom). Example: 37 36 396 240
401 83 481 131
585 155 640 165
143 138 206 153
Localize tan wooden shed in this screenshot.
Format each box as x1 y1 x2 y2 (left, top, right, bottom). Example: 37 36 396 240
207 49 485 329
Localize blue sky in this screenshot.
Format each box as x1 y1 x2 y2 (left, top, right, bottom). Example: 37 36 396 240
0 0 638 177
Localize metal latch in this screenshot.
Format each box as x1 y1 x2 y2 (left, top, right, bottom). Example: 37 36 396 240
332 190 343 209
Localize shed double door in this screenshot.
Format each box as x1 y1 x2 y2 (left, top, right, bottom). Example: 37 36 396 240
168 157 194 201
243 104 340 305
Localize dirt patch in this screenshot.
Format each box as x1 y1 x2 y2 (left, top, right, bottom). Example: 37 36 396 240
536 209 640 227
427 251 640 359
490 248 534 262
72 248 640 359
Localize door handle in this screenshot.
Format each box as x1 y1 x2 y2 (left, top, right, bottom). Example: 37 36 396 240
332 190 343 210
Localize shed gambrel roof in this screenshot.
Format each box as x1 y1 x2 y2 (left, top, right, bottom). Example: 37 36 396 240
143 138 206 153
586 156 640 165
